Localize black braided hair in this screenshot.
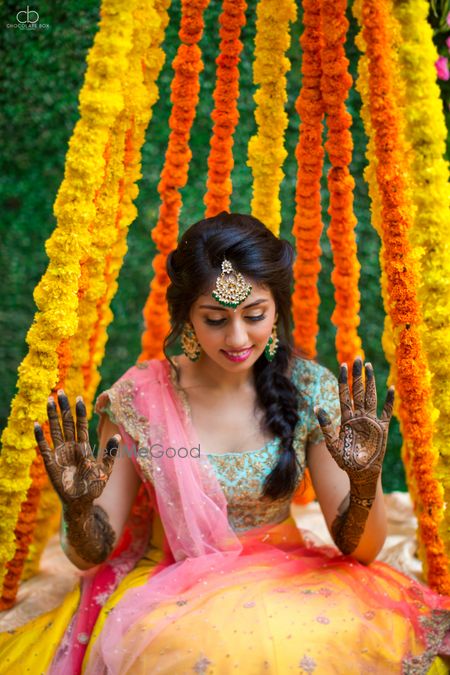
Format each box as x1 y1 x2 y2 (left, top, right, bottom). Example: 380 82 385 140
163 211 306 500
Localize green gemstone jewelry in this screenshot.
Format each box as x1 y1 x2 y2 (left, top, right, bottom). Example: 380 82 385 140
211 258 252 309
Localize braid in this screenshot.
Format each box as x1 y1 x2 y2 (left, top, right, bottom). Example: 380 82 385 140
253 343 302 500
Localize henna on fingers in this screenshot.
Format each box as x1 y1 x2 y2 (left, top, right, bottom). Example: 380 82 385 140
315 358 395 555
34 392 120 566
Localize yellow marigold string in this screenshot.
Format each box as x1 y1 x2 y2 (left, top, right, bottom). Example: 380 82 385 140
0 0 137 598
83 0 170 405
358 0 450 594
247 0 297 236
321 0 364 371
204 0 247 216
391 0 450 569
291 0 325 360
140 0 211 361
21 0 170 587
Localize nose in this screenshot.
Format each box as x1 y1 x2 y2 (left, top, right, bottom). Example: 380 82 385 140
223 316 251 350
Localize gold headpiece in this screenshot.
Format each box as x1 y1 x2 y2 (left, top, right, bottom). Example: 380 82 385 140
211 258 252 309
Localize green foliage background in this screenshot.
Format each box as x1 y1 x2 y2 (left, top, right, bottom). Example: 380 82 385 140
1 0 448 490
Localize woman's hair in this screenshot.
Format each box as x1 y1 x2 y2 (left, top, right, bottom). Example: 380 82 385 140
164 211 305 501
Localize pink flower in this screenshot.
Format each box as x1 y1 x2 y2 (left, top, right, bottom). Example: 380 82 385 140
436 55 450 81
447 12 450 27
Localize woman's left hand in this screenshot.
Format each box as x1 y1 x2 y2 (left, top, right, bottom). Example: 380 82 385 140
315 357 395 505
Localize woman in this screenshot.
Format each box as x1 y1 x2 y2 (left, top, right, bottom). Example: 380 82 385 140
1 212 449 674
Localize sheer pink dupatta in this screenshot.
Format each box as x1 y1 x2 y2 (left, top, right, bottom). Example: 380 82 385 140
83 359 244 673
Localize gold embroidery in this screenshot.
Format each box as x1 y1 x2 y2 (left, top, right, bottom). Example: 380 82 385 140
403 608 450 673
102 379 156 484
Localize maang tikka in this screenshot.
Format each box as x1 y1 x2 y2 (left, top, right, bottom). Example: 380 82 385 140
211 258 252 309
180 258 279 361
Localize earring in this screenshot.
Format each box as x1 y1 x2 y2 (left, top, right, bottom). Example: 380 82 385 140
264 323 279 362
181 321 202 361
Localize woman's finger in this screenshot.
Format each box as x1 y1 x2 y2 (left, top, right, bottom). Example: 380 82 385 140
47 397 64 447
314 407 341 465
34 422 59 486
351 357 365 413
101 434 121 476
57 389 75 441
380 386 395 422
338 363 353 424
75 396 89 445
364 363 377 416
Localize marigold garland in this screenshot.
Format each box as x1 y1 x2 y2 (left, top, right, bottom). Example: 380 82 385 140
321 0 364 370
204 0 247 216
0 0 170 603
353 11 419 514
0 0 138 596
247 0 297 236
21 0 170 588
291 0 325 360
391 0 450 567
357 0 450 594
140 0 211 361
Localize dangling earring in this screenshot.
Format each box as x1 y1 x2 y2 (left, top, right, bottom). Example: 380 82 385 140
181 321 202 361
264 322 279 362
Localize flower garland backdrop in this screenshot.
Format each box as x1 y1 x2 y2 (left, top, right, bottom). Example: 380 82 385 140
1 0 449 604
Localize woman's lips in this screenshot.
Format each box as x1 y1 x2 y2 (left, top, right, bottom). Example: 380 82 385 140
221 347 254 362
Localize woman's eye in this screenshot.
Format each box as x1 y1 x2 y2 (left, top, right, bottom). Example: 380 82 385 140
204 315 266 326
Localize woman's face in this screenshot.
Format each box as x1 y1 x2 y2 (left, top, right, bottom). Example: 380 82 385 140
188 281 278 370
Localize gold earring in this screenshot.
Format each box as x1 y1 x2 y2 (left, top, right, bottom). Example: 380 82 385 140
181 321 201 361
264 323 279 362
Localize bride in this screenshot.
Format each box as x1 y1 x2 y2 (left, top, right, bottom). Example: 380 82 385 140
1 212 449 674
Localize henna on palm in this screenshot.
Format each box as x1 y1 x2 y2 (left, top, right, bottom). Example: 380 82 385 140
316 358 394 556
34 391 119 566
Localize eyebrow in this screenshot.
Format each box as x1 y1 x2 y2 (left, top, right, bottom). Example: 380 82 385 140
198 298 269 310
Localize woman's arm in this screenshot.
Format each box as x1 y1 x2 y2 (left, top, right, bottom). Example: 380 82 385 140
307 439 387 564
60 412 142 570
306 358 394 565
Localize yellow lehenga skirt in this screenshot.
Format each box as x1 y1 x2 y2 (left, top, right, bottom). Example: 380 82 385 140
0 512 450 675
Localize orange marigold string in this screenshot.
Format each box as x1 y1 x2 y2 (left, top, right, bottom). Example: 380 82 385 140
361 0 450 593
291 0 325 506
204 0 247 216
141 0 211 361
291 0 324 360
321 0 363 371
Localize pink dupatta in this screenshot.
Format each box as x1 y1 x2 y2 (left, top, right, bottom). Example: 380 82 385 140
50 358 448 674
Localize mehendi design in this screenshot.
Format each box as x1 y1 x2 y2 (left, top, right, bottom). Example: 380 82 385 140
34 390 119 565
63 502 116 565
316 359 395 555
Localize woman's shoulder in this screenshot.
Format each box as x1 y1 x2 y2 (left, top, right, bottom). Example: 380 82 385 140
289 354 338 399
93 358 166 415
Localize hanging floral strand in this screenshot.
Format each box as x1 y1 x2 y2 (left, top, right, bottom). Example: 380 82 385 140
247 0 297 236
321 0 364 369
291 0 325 360
392 0 450 570
204 0 247 216
0 0 138 600
358 0 450 594
0 0 170 606
140 0 211 361
22 0 171 589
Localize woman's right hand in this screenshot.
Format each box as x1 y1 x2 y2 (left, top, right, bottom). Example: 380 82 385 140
34 390 120 509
